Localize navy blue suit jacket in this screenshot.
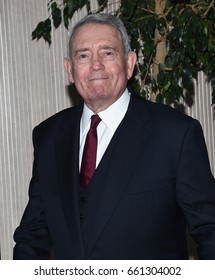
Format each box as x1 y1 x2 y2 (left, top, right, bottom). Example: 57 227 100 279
13 92 215 259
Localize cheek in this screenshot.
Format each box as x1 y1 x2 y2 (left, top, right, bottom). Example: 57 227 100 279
113 66 128 84
112 60 128 76
73 69 87 84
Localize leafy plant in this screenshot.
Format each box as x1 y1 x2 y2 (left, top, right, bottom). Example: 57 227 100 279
32 0 215 105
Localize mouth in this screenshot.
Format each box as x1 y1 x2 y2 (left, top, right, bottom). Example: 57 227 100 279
88 77 108 81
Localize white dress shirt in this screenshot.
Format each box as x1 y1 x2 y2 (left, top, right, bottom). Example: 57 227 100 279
79 89 130 170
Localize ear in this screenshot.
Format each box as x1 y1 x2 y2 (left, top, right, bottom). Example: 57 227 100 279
126 51 137 80
64 57 74 83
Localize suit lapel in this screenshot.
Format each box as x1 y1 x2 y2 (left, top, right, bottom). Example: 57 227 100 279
84 94 151 257
55 105 85 259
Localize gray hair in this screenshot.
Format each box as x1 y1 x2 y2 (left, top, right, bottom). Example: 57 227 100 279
67 13 131 59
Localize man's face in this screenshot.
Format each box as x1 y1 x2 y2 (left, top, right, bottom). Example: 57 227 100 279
64 23 136 112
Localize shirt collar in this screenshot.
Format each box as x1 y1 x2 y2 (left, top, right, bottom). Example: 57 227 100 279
99 88 130 132
80 88 130 134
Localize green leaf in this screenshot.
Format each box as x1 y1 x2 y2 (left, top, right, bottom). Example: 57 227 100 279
163 82 171 92
182 61 192 79
66 0 75 18
51 2 57 10
51 3 62 29
43 19 52 45
207 56 215 78
169 26 180 42
170 84 184 101
63 6 69 29
32 19 52 44
145 15 156 37
120 0 137 19
156 93 164 103
32 21 44 40
211 78 215 104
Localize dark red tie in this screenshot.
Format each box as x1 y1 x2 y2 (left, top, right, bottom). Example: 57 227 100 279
80 114 101 188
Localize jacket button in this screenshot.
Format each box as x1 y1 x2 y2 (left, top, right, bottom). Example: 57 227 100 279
80 196 87 203
80 213 85 219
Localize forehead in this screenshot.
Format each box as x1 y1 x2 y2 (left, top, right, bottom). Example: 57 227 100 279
71 23 123 49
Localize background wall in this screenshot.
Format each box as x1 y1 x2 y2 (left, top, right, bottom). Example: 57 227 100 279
0 0 214 260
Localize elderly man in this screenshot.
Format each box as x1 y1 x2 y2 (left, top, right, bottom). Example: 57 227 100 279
14 13 215 260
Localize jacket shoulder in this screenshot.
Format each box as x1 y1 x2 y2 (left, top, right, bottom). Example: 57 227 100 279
132 93 196 124
33 105 82 144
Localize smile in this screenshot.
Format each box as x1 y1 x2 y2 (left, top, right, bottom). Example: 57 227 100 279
88 77 108 81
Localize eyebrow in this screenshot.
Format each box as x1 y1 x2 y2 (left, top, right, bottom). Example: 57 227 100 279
74 45 118 55
98 45 118 51
74 48 90 56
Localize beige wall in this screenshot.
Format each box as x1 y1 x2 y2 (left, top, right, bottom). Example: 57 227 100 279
0 0 214 259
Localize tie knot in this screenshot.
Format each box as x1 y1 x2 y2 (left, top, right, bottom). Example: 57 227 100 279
90 114 101 129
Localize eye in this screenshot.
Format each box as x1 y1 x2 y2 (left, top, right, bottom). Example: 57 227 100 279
100 49 117 60
76 51 91 63
105 51 114 56
79 54 87 59
78 53 89 60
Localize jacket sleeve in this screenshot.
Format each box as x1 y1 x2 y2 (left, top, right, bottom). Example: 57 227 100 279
176 119 215 259
13 127 52 260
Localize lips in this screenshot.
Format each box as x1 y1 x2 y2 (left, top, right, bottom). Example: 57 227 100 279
88 77 108 81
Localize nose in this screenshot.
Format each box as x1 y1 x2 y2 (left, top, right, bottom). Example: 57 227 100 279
90 53 104 71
